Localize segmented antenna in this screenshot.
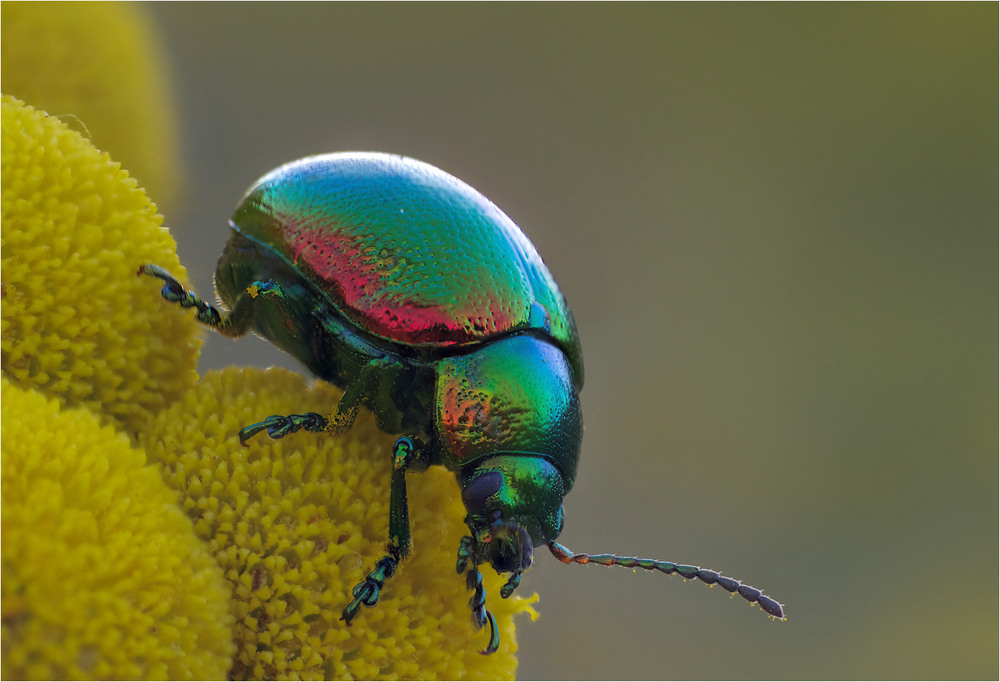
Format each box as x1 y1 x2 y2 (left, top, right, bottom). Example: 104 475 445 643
548 541 785 619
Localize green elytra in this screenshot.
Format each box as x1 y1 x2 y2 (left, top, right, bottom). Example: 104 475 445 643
140 153 783 654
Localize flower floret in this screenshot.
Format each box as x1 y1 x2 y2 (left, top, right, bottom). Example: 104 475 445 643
1 379 235 680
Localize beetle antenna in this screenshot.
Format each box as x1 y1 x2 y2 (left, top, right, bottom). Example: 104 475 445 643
547 540 784 619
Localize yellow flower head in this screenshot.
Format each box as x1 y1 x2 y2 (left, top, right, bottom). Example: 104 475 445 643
1 95 200 435
0 379 235 680
141 366 537 680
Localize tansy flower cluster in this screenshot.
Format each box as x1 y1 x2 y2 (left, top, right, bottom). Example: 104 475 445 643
1 5 534 679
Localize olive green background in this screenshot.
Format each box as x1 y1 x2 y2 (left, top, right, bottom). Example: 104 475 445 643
146 3 996 679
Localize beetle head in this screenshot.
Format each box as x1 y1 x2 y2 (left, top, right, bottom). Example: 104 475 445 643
459 454 565 575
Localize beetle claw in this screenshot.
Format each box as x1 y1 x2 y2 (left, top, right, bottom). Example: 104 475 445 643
341 581 378 622
478 610 499 655
464 565 501 654
238 421 269 444
238 416 285 444
341 555 397 623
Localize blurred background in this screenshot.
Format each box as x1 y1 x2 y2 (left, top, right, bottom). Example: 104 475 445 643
144 4 995 679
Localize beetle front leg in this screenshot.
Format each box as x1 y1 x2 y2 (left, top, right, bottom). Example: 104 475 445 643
342 436 419 623
237 356 402 444
466 565 500 655
456 536 501 654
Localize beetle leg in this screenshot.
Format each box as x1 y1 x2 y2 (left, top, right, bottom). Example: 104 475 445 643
456 535 475 574
455 536 502 652
500 571 521 598
138 264 254 338
235 355 400 443
238 412 328 444
466 565 500 654
342 436 417 623
326 357 396 433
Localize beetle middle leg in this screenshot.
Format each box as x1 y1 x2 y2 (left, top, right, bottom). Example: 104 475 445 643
341 435 422 624
236 356 398 443
238 412 328 444
323 356 397 433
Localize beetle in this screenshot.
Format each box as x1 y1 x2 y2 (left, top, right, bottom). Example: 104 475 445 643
139 152 783 654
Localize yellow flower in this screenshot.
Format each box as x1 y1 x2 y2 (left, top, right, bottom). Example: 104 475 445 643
0 378 235 680
1 95 200 437
1 1 180 204
142 366 537 679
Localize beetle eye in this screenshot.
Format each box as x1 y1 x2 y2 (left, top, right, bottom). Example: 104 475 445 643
461 471 503 511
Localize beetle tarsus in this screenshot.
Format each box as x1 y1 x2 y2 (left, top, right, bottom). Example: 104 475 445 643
138 263 223 327
500 571 520 598
466 565 500 654
341 555 398 623
238 412 328 444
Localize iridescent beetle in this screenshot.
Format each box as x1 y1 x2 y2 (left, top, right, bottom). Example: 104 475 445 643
140 152 783 653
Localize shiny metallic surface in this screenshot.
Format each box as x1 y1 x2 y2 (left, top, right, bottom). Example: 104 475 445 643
231 153 582 377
